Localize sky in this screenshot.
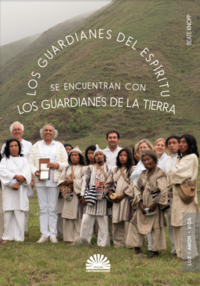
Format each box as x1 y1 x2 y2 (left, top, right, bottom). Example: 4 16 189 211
0 1 112 46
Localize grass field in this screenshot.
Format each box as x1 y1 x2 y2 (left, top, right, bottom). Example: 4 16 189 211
1 172 200 286
0 0 200 146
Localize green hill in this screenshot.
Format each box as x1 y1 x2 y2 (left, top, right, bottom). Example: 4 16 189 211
0 33 42 67
0 0 200 151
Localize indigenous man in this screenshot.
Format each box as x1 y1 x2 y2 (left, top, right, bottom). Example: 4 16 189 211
1 121 33 232
160 135 179 255
64 144 73 156
0 139 31 243
103 130 122 240
167 134 199 261
80 145 112 246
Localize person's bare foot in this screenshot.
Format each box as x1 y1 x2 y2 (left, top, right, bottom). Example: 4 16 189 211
148 251 159 258
135 247 142 254
0 239 7 245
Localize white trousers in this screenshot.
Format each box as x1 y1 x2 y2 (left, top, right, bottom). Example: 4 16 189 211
167 199 176 253
24 211 29 232
36 186 58 238
2 210 25 241
147 233 152 250
80 214 110 247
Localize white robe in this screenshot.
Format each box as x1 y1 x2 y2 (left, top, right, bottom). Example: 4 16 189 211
0 156 31 241
130 160 146 186
157 152 169 170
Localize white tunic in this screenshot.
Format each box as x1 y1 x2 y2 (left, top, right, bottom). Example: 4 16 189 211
1 139 33 197
157 152 169 169
160 153 178 174
167 154 199 227
0 156 31 212
103 146 122 169
130 160 146 186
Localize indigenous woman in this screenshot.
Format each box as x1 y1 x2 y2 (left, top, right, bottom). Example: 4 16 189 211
154 138 169 168
105 148 134 247
126 150 169 257
57 146 85 243
131 139 154 186
130 139 154 250
167 134 199 261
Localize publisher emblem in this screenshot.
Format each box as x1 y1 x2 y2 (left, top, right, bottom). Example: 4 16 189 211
86 254 110 272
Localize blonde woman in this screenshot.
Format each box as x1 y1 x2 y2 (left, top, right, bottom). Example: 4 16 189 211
131 139 154 186
154 138 169 168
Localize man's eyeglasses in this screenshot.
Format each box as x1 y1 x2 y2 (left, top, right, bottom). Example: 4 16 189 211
13 129 22 132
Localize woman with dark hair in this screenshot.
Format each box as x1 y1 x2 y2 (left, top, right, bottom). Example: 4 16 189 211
57 146 85 243
167 134 199 261
104 148 135 247
126 150 169 257
0 139 31 243
132 146 140 167
85 145 96 166
64 144 73 156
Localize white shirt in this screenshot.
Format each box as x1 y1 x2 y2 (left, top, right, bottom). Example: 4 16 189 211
35 140 57 187
1 139 32 160
103 146 122 169
131 160 146 186
157 152 169 170
160 153 178 174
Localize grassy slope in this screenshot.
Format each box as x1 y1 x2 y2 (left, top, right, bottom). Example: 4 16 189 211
0 33 41 67
0 191 200 285
0 0 200 152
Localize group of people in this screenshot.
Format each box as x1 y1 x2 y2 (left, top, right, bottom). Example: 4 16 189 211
0 121 199 262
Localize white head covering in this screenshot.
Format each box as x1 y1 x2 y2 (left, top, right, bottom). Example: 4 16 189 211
69 145 82 155
93 144 106 157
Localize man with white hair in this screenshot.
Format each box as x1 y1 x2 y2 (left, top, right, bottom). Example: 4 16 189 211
1 121 33 232
80 145 112 247
29 124 68 243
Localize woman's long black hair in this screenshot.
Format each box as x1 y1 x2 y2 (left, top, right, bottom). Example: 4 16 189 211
85 145 96 165
116 148 133 177
3 139 22 158
178 134 199 158
132 146 139 166
68 152 85 166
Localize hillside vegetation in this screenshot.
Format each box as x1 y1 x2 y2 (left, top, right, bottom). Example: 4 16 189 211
0 0 200 150
0 33 41 67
